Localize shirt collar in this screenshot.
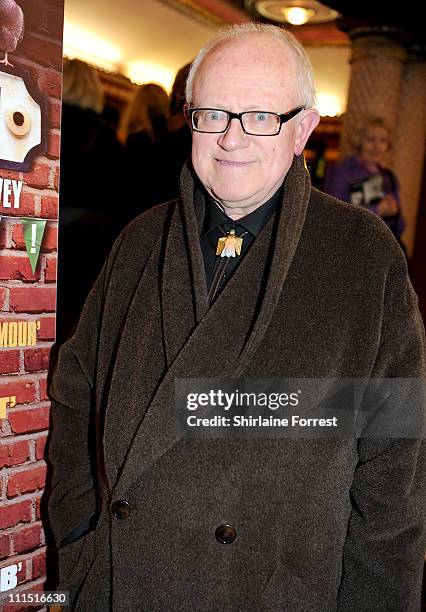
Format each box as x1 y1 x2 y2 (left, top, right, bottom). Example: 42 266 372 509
202 185 282 237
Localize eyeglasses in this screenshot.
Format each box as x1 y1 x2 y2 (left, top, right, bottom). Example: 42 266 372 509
187 106 305 136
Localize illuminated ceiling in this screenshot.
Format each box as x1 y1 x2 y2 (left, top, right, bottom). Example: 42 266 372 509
64 0 351 115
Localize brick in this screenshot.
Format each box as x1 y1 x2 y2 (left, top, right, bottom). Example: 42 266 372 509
24 348 51 372
40 195 58 219
54 166 60 191
0 533 11 559
0 169 19 181
23 0 64 39
13 523 42 554
16 557 27 583
0 223 6 249
49 101 62 129
38 67 62 98
35 435 47 460
0 287 7 310
39 377 48 401
24 163 50 189
32 551 47 579
10 286 56 313
44 255 57 282
11 223 25 250
0 499 32 529
19 32 62 70
41 225 58 252
6 192 37 218
0 350 20 374
35 495 41 520
0 379 37 405
7 465 47 497
0 440 31 468
47 131 61 159
38 316 56 341
0 254 40 282
8 405 50 434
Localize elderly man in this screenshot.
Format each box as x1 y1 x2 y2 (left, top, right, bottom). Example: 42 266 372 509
48 24 425 611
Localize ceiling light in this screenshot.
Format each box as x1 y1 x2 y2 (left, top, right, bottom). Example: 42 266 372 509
282 7 314 25
63 22 122 72
126 61 175 92
246 1 340 25
315 92 342 117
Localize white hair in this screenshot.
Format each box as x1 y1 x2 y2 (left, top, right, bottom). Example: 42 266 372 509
185 23 316 109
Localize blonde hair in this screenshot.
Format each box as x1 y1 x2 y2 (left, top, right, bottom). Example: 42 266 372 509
62 59 104 114
186 23 315 109
120 83 170 142
353 116 392 152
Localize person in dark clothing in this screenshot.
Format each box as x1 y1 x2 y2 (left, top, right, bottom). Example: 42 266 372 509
122 68 192 210
57 59 124 344
158 63 193 201
49 24 425 612
121 83 170 215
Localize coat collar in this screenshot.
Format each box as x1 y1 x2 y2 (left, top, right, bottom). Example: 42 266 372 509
108 154 312 494
202 187 282 238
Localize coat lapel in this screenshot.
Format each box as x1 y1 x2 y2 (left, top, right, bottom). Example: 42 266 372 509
108 156 312 496
160 174 209 367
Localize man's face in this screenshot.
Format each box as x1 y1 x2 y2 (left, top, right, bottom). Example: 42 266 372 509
190 35 317 218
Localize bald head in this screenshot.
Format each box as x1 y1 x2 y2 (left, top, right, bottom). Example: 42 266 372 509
193 33 300 112
186 23 316 109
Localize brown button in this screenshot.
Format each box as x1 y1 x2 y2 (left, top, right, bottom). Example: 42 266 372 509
215 524 236 544
111 500 130 519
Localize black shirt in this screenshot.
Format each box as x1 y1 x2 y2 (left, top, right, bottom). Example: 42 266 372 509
200 187 282 303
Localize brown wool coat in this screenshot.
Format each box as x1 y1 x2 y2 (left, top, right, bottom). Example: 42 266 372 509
48 155 426 611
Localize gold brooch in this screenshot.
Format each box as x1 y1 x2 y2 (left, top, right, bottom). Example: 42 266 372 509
216 229 245 258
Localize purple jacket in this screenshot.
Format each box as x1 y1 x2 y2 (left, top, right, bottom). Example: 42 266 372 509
323 156 405 239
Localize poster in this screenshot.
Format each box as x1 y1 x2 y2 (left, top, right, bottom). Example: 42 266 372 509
0 0 64 608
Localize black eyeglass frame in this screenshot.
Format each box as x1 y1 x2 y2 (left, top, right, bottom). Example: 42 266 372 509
187 106 305 136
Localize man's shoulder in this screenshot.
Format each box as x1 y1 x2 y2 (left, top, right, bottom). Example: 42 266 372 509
103 199 178 282
121 199 177 245
308 188 403 262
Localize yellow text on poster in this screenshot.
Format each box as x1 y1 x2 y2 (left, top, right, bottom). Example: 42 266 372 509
0 321 41 348
0 396 16 419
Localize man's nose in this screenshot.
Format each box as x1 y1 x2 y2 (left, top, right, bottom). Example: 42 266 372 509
217 117 249 150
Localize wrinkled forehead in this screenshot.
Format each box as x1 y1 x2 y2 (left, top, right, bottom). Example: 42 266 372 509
193 34 297 100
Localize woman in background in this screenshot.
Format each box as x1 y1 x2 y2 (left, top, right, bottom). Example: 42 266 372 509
120 82 169 144
121 83 170 214
57 59 124 343
323 116 406 251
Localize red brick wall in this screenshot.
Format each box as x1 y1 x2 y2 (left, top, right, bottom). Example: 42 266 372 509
0 0 64 608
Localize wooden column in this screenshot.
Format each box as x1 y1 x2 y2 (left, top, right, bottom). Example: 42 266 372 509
339 26 407 157
392 51 426 254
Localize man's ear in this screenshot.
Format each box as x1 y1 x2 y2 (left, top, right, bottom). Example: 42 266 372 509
183 103 191 128
294 108 320 155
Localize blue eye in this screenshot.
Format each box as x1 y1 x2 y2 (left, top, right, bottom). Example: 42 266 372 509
255 113 268 122
206 111 222 121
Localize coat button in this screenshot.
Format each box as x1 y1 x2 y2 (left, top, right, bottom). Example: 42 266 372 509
111 500 130 519
215 524 236 544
